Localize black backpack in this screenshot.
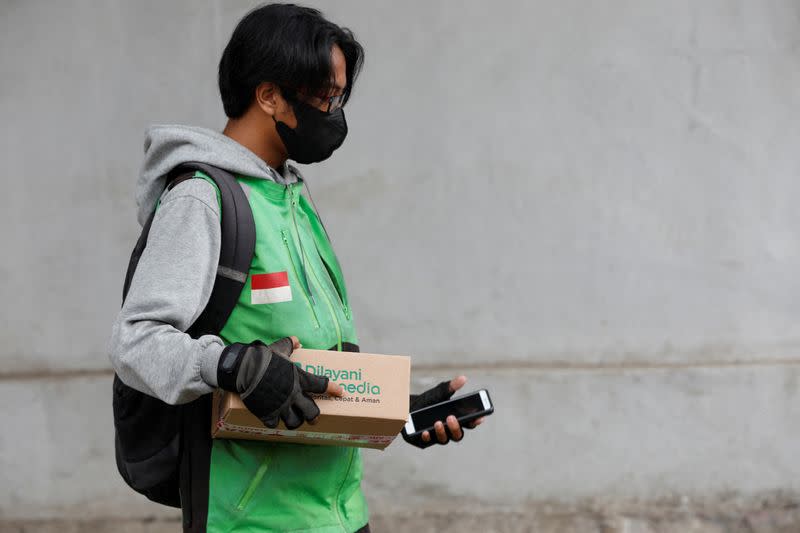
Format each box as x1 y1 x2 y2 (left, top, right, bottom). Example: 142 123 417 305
112 162 256 508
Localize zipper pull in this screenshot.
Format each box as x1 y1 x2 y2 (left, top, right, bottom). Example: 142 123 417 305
308 284 316 305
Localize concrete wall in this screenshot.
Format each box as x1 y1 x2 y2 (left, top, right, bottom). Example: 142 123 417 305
2 1 800 530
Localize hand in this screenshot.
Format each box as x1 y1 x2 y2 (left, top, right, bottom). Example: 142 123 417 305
217 336 343 430
403 375 486 449
419 376 485 446
281 338 344 426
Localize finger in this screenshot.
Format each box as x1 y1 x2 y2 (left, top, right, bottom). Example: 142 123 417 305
434 421 448 444
290 336 301 350
448 375 467 394
282 406 303 430
326 380 344 397
293 393 321 422
270 337 295 358
298 370 330 394
261 414 280 429
421 431 431 443
447 415 463 442
466 416 485 429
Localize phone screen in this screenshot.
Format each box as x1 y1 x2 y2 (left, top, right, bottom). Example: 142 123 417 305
411 393 485 432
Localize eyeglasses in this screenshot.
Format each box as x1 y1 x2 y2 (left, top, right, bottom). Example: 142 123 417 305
283 87 345 114
323 93 345 113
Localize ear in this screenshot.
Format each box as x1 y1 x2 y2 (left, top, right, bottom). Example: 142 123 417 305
254 82 279 117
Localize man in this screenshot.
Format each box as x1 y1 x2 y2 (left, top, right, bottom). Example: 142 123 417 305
110 4 484 532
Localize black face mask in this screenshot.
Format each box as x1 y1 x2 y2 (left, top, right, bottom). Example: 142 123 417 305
274 99 348 164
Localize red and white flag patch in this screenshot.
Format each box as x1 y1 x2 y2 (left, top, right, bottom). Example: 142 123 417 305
251 272 293 304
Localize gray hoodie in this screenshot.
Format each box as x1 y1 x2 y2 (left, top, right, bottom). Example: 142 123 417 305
108 125 297 405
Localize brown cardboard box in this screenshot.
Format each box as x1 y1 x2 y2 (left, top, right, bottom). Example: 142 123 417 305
212 348 410 450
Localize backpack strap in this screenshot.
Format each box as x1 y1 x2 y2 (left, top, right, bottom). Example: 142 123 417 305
121 162 256 338
172 162 256 337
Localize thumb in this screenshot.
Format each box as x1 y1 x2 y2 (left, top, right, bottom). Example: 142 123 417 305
268 337 295 358
449 375 467 394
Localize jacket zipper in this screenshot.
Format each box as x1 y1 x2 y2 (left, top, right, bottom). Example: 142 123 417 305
328 271 350 321
289 185 343 351
236 453 273 511
331 275 351 321
316 244 352 321
333 448 357 529
281 229 320 329
303 245 343 351
300 174 352 321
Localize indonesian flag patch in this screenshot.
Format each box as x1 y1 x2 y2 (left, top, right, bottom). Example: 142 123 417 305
251 272 293 304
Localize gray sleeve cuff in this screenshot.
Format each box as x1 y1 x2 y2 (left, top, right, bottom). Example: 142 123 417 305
198 335 225 388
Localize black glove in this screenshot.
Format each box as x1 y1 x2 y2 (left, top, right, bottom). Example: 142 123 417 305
217 338 329 430
403 380 457 449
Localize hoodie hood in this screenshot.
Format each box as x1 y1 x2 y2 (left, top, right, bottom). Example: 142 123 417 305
136 124 296 225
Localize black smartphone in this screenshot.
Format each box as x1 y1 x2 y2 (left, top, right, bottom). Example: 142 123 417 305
403 389 494 437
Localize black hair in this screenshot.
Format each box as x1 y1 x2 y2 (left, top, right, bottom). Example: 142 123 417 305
218 3 365 118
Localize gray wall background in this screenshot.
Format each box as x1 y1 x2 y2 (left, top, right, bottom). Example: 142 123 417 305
2 0 800 529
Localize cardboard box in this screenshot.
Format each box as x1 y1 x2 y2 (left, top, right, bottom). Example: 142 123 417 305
212 348 410 450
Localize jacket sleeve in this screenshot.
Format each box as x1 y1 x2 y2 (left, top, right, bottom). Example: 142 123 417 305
108 179 225 405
